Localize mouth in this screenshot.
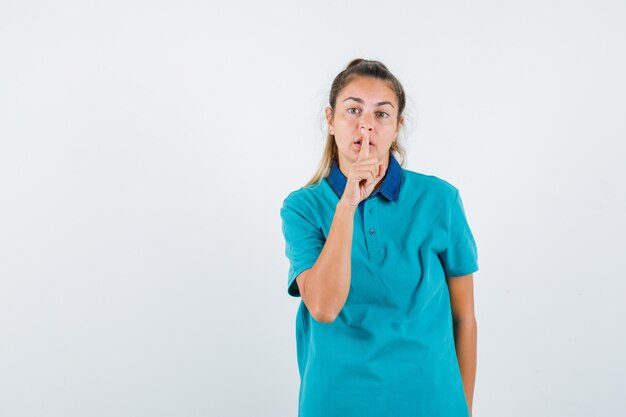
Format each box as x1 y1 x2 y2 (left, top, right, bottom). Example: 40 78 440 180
354 139 375 146
353 139 375 149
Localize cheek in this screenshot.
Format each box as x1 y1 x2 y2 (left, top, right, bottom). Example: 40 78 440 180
335 116 355 128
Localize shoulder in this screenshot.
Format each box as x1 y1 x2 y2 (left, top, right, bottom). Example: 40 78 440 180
401 168 459 201
280 179 331 221
282 180 327 206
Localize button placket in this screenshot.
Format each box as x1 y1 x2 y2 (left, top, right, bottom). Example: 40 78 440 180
363 199 383 260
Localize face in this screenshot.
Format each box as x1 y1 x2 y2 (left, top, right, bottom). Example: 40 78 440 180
326 76 403 176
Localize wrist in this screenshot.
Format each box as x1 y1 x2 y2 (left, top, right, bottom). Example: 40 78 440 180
336 199 358 213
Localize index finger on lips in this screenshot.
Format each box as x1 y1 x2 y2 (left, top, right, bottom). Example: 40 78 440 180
357 127 369 161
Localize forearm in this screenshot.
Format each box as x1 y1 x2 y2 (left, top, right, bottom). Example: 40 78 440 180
307 200 356 322
453 317 477 416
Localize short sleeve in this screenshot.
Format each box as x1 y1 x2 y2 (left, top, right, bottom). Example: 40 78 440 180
439 189 479 278
280 197 326 297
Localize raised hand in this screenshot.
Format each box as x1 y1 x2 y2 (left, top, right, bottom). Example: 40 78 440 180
339 126 387 208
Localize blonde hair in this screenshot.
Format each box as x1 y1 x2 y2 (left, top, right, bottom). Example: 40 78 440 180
305 58 408 187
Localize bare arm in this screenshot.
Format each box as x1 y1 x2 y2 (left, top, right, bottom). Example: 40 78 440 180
447 273 477 417
296 201 356 323
295 126 384 323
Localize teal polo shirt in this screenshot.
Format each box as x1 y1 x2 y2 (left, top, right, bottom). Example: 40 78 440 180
280 152 479 417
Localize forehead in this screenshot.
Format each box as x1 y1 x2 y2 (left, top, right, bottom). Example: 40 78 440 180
338 76 397 104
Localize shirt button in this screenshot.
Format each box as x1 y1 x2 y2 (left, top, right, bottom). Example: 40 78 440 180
369 228 376 235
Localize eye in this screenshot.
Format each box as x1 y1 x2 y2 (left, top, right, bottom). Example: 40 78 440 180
377 111 389 118
347 108 360 115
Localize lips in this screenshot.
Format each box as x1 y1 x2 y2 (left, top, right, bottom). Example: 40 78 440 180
353 141 374 151
354 138 375 146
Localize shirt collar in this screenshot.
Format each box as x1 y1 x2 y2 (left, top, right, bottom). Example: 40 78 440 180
327 152 403 202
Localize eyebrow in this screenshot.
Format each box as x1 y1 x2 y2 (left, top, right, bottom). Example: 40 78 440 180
343 96 395 108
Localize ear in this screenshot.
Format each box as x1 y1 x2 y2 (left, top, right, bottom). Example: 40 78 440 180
325 107 335 134
395 115 404 137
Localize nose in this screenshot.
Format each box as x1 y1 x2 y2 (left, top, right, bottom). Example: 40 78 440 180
360 111 375 131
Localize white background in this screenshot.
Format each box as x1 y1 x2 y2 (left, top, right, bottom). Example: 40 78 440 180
1 1 625 416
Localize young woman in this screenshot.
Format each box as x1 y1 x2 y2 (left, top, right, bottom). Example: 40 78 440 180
280 58 479 417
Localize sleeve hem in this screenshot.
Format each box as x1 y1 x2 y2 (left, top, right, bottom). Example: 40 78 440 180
444 264 479 278
287 261 317 297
